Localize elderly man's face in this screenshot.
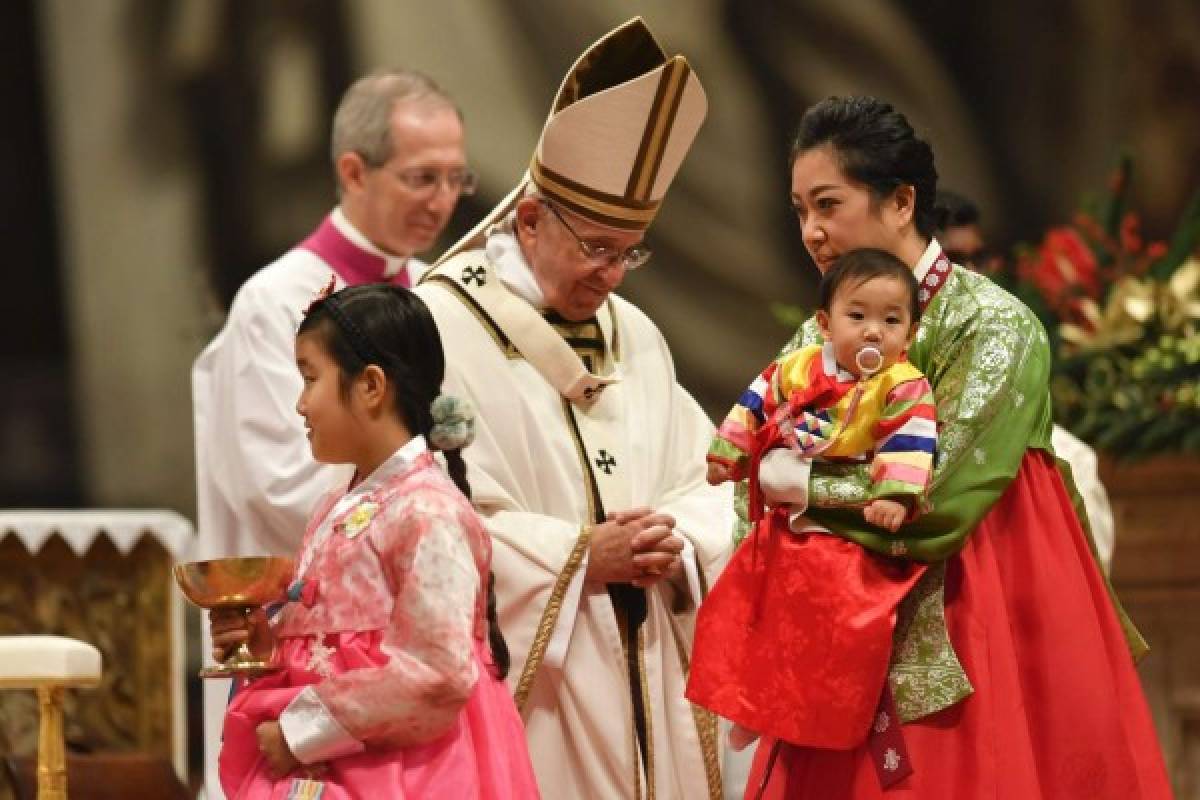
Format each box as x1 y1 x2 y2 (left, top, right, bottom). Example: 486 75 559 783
346 102 467 257
516 198 643 321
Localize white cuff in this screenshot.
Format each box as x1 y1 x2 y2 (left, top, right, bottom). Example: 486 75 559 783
543 549 588 672
758 449 812 511
677 535 703 608
278 686 366 765
787 511 829 534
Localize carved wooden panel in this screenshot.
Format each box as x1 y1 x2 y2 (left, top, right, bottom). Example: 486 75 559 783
0 534 174 764
1102 456 1200 798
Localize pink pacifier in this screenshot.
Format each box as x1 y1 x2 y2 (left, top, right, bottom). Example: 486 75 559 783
855 346 883 377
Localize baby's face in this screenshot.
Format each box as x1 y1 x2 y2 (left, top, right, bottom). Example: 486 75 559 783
816 275 915 378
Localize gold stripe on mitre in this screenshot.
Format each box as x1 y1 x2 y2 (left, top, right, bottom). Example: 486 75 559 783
438 17 706 261
530 160 660 231
626 57 692 202
528 17 707 233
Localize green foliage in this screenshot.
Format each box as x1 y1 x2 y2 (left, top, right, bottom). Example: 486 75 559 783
1030 160 1200 461
771 301 812 331
959 155 1200 461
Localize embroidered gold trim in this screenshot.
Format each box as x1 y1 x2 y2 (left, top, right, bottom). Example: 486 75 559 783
532 160 660 212
637 625 656 800
628 59 690 202
616 609 641 800
606 298 622 364
627 61 677 200
666 569 723 800
531 160 660 229
512 525 592 712
690 704 722 800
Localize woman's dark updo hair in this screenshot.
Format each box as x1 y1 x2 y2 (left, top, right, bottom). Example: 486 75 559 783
298 284 510 678
791 96 940 238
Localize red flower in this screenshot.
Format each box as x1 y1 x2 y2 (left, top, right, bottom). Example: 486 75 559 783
1021 227 1101 309
1120 212 1143 254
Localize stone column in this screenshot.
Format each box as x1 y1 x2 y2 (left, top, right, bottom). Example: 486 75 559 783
37 0 211 513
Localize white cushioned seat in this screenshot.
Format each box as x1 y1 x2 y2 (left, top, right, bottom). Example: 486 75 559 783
0 635 102 688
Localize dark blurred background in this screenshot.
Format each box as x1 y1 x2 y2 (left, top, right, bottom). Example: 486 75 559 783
1 0 1197 512
1 2 1199 797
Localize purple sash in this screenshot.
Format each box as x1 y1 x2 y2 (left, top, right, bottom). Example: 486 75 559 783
299 215 410 288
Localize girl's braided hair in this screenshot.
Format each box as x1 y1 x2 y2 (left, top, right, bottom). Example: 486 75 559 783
299 283 509 678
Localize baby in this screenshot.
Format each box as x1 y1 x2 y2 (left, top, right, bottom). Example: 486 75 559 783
687 248 937 752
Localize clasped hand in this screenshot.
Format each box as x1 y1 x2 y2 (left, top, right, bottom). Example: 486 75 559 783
210 609 301 777
585 507 683 588
209 605 273 664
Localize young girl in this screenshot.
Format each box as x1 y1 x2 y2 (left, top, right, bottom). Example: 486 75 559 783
687 249 936 756
210 284 540 799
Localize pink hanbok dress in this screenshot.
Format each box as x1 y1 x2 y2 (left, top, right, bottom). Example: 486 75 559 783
219 438 540 799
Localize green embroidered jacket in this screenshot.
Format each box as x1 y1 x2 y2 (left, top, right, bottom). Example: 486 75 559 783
740 264 1145 720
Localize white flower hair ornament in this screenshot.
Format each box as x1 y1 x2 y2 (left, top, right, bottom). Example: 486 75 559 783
428 394 476 451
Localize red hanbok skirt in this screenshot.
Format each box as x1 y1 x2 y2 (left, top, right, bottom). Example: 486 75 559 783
219 635 538 799
744 450 1171 799
686 507 926 748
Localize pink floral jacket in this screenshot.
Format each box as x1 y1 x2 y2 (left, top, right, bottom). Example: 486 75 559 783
272 439 491 759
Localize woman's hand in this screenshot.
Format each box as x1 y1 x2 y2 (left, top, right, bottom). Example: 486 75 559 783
209 606 271 663
728 722 760 752
255 721 300 778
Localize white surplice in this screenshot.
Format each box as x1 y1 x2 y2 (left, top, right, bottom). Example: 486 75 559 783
1051 424 1115 573
192 208 424 561
415 233 734 799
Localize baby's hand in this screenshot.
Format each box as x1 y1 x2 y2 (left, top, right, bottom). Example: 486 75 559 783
255 721 300 778
728 722 760 752
706 461 733 486
864 498 907 533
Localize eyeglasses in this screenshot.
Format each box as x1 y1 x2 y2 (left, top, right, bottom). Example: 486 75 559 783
542 201 652 270
388 167 479 197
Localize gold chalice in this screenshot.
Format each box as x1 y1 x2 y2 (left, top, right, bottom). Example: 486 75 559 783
173 556 295 678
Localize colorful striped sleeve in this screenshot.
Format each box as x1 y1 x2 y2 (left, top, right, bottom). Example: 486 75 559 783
868 376 937 514
709 360 787 479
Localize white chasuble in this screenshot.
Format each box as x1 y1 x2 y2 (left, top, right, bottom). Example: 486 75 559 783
415 252 733 799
